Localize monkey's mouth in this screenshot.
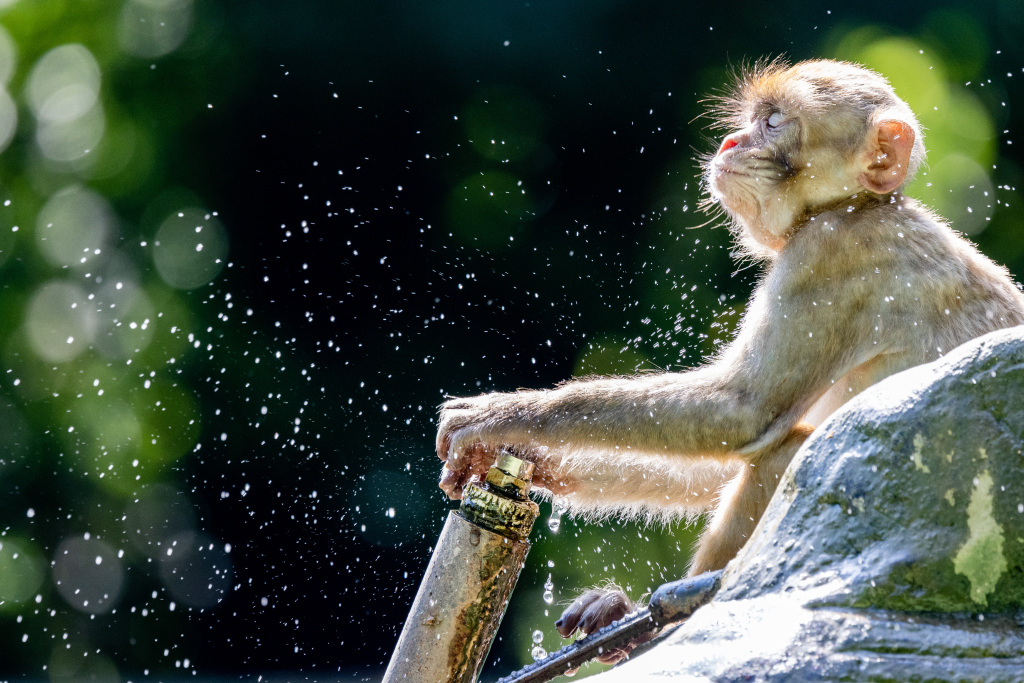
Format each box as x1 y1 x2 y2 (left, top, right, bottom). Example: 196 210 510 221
707 169 760 217
709 155 749 179
707 162 750 200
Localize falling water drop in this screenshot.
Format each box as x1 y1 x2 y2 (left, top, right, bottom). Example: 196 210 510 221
543 573 554 604
547 504 563 533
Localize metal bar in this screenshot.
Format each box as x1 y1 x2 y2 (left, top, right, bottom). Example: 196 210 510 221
495 569 724 683
383 453 539 683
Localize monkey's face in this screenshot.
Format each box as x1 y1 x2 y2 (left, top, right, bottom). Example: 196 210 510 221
707 106 802 250
707 103 865 252
706 60 924 254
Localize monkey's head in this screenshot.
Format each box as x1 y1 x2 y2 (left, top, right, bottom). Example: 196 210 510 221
705 59 926 255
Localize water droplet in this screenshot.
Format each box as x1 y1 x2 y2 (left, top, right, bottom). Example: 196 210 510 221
543 573 554 604
532 629 544 644
530 645 547 661
547 503 563 533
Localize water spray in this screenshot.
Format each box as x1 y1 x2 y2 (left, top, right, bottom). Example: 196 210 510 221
383 452 539 683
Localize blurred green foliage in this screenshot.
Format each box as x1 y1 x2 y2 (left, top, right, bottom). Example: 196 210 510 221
0 0 239 677
0 1 1023 681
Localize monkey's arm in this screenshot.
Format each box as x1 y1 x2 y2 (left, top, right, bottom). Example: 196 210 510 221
436 372 795 502
438 367 762 459
437 258 881 501
527 447 742 519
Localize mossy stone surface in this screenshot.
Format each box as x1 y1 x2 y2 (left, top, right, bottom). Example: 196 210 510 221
596 326 1024 682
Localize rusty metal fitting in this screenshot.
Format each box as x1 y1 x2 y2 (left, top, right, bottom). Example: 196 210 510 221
461 453 539 542
480 451 536 500
460 483 539 543
495 452 535 481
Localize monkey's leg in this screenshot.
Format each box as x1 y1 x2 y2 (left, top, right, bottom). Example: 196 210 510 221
688 424 812 575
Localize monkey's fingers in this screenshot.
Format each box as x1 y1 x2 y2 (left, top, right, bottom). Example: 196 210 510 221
435 420 461 462
438 443 493 499
446 440 490 472
577 589 633 635
554 589 605 637
555 587 635 638
555 587 644 668
436 432 450 462
435 408 482 462
438 465 467 500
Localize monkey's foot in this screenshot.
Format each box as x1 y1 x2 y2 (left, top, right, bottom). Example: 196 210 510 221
555 586 652 666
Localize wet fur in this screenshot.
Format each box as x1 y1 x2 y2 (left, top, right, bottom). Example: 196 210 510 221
436 59 1024 577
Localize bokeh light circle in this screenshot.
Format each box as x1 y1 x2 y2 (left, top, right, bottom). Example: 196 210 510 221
118 0 195 58
36 101 106 163
152 208 228 289
0 537 45 607
0 87 17 154
26 44 101 124
36 185 114 269
25 280 95 362
94 277 156 359
52 536 124 614
48 646 120 683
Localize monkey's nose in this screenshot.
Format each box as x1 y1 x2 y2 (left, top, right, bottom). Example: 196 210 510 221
717 137 739 155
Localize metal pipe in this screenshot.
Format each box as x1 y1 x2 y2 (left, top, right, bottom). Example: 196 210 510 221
384 453 539 683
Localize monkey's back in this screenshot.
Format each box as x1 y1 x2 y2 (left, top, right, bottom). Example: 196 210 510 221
767 194 1024 426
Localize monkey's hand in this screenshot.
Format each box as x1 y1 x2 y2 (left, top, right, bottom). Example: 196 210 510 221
436 392 537 499
555 586 652 666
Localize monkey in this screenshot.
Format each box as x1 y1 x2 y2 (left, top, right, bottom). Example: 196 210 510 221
436 59 1024 644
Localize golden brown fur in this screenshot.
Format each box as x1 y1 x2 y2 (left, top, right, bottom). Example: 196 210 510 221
435 60 1024 591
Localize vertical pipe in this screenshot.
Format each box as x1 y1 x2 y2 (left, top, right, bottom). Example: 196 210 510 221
384 453 539 683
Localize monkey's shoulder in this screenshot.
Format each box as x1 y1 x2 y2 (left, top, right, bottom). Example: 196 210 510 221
782 200 973 278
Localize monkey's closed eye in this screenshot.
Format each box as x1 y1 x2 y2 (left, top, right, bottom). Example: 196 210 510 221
766 111 787 129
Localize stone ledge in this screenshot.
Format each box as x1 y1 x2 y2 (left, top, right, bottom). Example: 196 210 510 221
594 325 1024 682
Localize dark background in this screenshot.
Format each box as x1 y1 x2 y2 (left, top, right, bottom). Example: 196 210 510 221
1 1 1023 681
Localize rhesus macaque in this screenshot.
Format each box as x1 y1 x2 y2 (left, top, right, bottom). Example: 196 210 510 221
436 59 1024 641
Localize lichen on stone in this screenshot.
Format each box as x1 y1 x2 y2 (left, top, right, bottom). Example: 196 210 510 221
952 470 1007 606
911 433 931 473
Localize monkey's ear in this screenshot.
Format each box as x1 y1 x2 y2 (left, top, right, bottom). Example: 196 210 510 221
858 119 915 194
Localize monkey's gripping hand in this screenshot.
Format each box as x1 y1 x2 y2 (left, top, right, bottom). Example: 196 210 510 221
436 392 543 500
554 586 652 666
